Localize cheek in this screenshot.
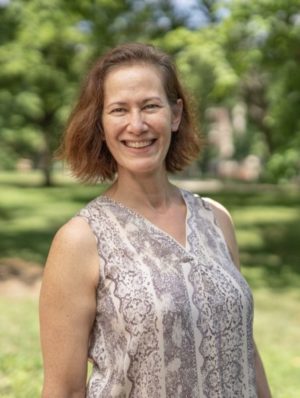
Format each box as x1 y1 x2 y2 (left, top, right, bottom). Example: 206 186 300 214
102 120 116 143
151 113 172 132
103 117 123 135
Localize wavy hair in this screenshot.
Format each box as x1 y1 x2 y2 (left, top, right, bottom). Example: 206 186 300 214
59 42 201 181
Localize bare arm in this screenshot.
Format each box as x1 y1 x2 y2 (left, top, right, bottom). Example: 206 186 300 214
205 198 272 398
39 217 99 398
254 341 272 398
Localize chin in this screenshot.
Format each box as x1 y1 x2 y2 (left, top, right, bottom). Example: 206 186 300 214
119 161 166 177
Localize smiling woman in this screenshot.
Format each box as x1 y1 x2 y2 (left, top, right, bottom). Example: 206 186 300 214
101 63 183 177
59 43 200 182
39 43 272 397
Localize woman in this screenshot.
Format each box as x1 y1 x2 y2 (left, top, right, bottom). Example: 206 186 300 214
39 43 272 397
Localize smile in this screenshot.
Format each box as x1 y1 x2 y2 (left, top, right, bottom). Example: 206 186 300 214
122 140 155 148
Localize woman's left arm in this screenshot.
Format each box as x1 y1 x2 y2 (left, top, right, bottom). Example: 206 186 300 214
254 342 272 398
204 198 272 398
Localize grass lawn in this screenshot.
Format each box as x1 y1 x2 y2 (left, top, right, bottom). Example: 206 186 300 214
0 171 299 397
0 299 42 397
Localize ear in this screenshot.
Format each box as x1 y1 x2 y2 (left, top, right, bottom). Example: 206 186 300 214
171 99 183 132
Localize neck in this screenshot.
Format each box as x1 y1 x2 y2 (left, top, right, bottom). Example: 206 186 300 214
105 169 178 211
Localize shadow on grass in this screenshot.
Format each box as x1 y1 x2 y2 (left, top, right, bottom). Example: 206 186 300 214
0 181 107 264
209 187 300 208
0 228 57 265
205 189 300 290
241 219 300 289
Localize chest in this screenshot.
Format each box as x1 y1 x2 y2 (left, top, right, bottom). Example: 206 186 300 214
96 199 252 318
140 203 187 249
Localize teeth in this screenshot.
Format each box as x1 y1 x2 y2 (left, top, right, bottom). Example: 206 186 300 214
124 140 153 148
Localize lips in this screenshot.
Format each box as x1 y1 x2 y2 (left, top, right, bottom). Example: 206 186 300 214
122 139 156 148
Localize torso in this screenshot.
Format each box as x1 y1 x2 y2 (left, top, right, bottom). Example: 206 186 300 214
78 189 257 397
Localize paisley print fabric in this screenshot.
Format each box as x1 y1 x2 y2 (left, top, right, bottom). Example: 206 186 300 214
77 189 257 397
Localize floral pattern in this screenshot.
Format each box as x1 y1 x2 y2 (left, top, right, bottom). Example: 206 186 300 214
77 189 257 397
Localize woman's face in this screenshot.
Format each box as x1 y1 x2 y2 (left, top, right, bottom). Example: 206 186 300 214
102 63 182 177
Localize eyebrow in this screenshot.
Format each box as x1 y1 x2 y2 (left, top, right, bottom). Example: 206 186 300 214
105 101 126 108
142 97 162 103
105 97 163 108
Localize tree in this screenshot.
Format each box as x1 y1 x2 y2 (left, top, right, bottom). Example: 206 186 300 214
157 0 300 181
0 0 197 185
156 25 239 172
0 0 92 184
223 0 300 180
1 0 299 183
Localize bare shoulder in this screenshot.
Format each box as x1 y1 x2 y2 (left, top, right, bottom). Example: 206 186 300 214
203 197 234 232
42 216 99 290
52 216 96 249
203 197 240 270
54 217 95 244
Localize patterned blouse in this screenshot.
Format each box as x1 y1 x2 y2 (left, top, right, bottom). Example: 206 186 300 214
77 189 257 397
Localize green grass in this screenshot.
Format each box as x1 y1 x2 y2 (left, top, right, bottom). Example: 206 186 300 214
0 171 300 397
0 299 42 398
0 171 107 264
254 289 300 398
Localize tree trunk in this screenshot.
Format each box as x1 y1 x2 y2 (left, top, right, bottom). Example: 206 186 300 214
243 73 274 154
40 114 55 187
40 144 53 187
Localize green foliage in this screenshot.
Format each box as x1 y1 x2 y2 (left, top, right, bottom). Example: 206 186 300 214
224 0 300 172
265 149 300 183
0 0 92 184
159 26 238 106
159 0 300 181
0 0 195 185
156 26 239 172
0 0 299 183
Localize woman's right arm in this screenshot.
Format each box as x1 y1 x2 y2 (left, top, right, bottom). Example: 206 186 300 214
39 217 99 398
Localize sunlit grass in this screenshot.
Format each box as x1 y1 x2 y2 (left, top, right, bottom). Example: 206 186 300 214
254 289 300 398
0 299 42 398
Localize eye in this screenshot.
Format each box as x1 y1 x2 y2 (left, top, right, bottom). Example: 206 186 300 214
110 107 126 115
144 103 160 111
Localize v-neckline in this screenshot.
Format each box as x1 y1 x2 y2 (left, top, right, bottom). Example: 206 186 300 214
100 188 191 254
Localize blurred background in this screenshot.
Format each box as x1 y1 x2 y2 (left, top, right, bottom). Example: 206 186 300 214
0 0 299 397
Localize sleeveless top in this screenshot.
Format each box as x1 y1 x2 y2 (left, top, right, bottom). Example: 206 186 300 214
77 189 257 398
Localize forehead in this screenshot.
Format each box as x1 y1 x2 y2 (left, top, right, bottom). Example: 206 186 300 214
104 62 165 88
102 63 169 106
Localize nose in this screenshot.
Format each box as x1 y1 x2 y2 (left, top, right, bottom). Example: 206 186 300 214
127 110 147 135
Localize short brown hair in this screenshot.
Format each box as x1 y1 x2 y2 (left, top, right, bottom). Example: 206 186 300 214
59 42 201 182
